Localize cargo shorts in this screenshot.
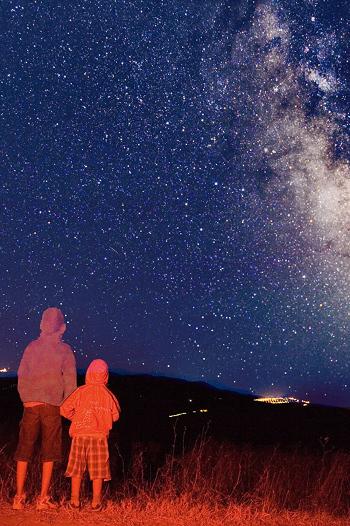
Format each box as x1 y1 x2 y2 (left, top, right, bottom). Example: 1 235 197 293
15 404 62 462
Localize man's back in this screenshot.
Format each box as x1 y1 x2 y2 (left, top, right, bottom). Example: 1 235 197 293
18 334 76 406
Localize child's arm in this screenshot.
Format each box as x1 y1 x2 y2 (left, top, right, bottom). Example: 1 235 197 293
111 396 121 422
60 389 77 420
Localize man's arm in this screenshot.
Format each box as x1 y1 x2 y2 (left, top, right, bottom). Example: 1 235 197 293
62 347 77 400
17 345 32 403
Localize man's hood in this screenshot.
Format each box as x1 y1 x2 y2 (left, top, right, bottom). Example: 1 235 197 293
40 307 66 336
85 359 109 385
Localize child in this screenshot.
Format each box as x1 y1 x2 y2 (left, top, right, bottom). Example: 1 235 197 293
60 359 120 510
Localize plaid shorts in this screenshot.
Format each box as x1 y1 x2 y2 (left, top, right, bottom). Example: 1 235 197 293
65 436 111 480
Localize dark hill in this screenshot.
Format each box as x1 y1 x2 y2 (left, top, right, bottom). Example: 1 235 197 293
1 373 349 455
105 373 350 451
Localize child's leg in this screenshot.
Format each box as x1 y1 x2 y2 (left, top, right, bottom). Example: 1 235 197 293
92 479 103 506
71 477 82 505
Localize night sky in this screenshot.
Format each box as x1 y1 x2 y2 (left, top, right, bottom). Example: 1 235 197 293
2 0 350 406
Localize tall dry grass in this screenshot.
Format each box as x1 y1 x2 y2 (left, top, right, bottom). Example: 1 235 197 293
117 436 350 515
1 433 350 524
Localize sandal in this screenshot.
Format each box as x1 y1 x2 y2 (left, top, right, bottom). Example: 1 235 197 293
12 493 26 510
66 500 80 511
91 501 104 512
36 496 58 510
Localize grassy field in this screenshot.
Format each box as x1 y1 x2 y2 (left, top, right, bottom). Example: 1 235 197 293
1 499 350 526
1 437 350 525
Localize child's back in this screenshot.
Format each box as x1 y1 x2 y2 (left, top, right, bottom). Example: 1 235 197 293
61 360 120 437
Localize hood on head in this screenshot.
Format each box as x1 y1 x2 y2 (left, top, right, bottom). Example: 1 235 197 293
86 359 109 385
40 307 66 336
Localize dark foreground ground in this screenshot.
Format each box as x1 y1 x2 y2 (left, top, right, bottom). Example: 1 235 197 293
1 373 350 525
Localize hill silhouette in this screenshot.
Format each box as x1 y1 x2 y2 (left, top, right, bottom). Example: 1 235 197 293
0 372 349 456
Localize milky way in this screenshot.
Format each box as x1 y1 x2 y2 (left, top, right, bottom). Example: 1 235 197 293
1 1 350 405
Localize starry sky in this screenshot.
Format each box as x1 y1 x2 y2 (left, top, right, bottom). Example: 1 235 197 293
1 0 350 406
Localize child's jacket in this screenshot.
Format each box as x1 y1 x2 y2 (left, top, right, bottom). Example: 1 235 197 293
60 359 120 437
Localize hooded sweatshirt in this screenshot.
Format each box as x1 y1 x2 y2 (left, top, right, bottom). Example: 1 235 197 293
18 307 77 406
60 359 120 437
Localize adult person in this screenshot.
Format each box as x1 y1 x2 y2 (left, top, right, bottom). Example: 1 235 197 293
13 307 77 510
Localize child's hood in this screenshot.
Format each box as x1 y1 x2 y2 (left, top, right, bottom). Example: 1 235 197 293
85 359 109 385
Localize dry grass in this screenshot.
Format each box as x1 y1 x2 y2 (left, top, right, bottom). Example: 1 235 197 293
1 498 349 526
119 437 350 515
1 436 350 525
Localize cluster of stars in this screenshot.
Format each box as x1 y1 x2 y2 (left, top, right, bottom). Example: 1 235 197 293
1 0 350 406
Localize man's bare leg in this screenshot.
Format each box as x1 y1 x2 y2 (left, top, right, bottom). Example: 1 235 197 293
16 460 28 497
40 461 54 498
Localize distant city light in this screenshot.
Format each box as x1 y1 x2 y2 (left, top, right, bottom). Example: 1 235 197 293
0 368 9 373
254 396 310 406
169 408 208 418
